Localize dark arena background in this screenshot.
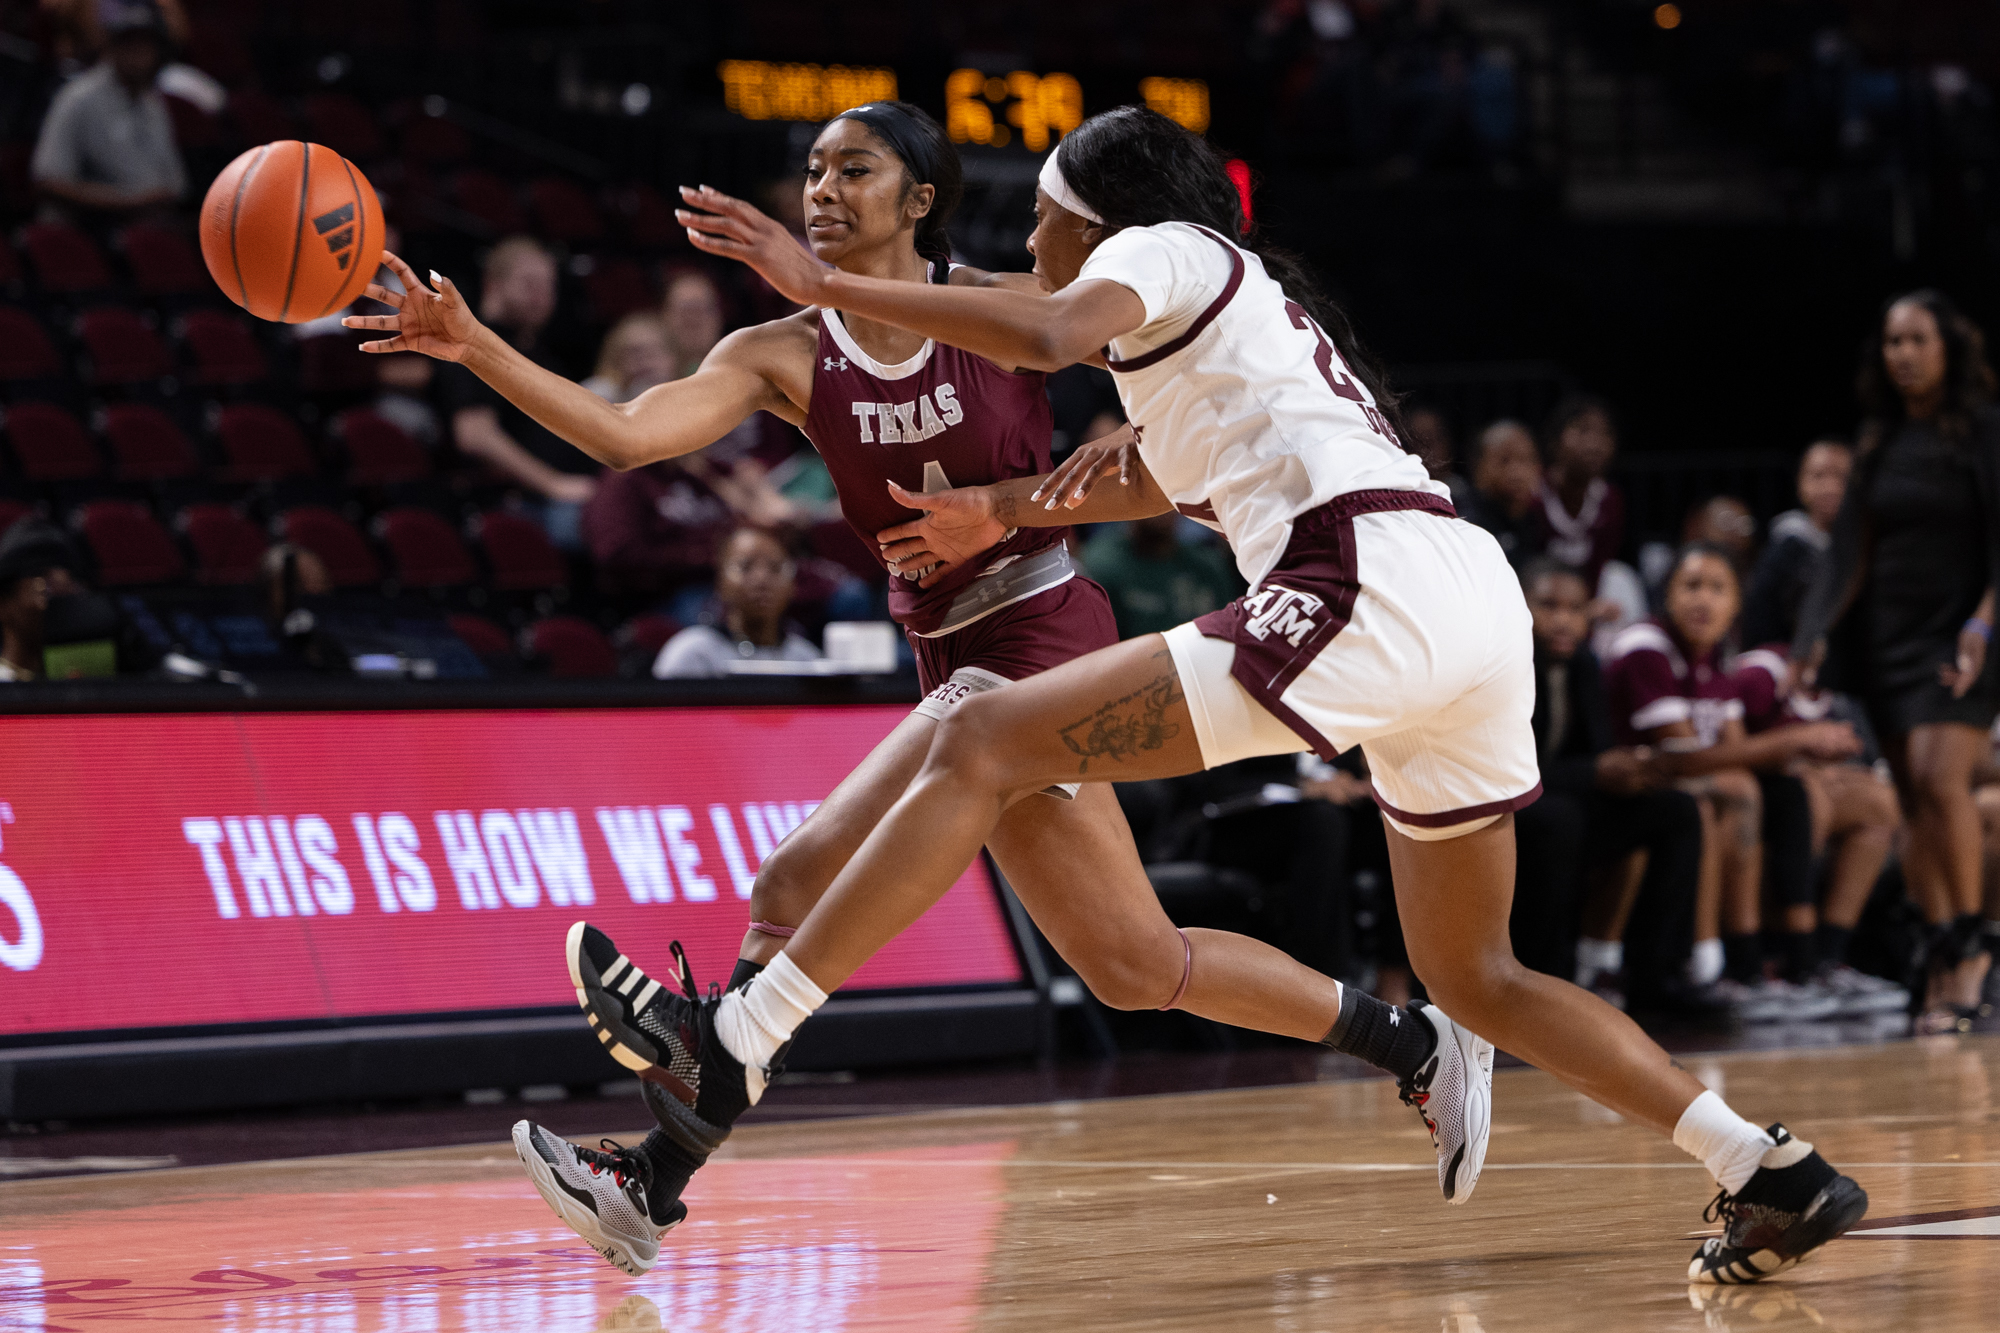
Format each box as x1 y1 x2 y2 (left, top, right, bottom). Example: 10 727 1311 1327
2 1 1999 1329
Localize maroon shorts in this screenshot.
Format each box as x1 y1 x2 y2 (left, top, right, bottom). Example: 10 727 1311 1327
908 575 1119 693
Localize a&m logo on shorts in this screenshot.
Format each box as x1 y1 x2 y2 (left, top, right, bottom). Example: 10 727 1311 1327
1241 585 1325 647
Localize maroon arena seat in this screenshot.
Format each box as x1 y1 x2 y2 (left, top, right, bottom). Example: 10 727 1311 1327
302 93 384 162
377 507 477 588
21 222 112 293
0 500 34 538
447 612 514 659
4 402 102 482
334 408 430 484
77 500 185 586
184 20 254 87
179 309 267 385
120 224 209 298
77 308 171 385
474 509 565 591
179 504 267 585
102 404 200 481
583 257 655 324
450 170 525 235
528 176 604 244
0 308 61 381
276 506 381 587
616 612 680 663
162 94 223 151
524 616 617 678
400 114 469 167
214 404 316 481
227 89 297 146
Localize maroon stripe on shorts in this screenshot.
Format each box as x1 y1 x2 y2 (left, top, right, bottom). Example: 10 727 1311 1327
1192 488 1456 762
1373 782 1544 829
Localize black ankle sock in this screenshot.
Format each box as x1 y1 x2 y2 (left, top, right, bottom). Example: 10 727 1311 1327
1816 923 1853 969
637 1123 705 1224
1780 931 1817 983
1320 988 1436 1082
728 957 765 992
1722 933 1762 984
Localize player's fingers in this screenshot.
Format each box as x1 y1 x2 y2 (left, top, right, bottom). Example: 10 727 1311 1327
879 537 931 564
1036 450 1097 506
885 479 941 510
430 271 466 308
343 315 401 331
380 251 432 298
357 337 406 354
876 517 923 544
685 183 751 216
687 229 746 256
361 283 404 309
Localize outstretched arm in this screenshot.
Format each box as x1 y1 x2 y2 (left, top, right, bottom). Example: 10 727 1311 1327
677 185 1146 372
345 252 794 472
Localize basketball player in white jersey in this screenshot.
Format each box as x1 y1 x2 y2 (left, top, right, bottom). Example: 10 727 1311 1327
665 106 1869 1283
347 102 1493 1275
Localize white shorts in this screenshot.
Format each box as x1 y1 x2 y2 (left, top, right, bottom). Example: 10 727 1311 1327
1162 493 1541 841
914 666 1080 799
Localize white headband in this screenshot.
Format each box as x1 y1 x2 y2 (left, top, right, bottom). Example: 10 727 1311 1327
1037 147 1103 224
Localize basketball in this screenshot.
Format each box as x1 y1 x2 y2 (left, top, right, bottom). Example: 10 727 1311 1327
198 141 384 324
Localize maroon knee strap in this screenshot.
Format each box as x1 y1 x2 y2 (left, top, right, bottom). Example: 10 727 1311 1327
1159 928 1193 1011
749 921 797 939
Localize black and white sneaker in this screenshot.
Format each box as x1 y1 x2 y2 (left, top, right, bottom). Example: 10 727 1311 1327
1398 1000 1494 1205
1688 1124 1868 1283
512 1121 678 1276
567 923 767 1206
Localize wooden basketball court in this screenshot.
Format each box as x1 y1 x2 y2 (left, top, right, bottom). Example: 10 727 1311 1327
6 1035 1996 1331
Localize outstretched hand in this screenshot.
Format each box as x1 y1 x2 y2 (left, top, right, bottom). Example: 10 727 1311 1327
1032 424 1139 511
876 481 1010 589
341 251 482 360
677 185 834 307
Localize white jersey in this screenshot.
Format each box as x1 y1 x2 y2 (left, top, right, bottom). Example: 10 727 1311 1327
1077 220 1444 588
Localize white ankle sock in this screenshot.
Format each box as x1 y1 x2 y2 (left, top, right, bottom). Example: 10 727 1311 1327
1673 1089 1774 1194
1688 937 1724 987
716 952 827 1072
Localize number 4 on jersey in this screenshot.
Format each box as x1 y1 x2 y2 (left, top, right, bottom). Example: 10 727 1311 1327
1284 299 1400 445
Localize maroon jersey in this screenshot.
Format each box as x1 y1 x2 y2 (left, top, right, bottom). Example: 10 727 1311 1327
802 306 1066 635
1603 618 1744 747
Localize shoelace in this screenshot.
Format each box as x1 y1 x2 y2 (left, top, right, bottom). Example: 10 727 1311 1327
577 1137 651 1194
1701 1187 1739 1228
1397 1082 1439 1137
665 940 722 1007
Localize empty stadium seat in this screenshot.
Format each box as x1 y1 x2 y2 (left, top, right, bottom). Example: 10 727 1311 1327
21 222 112 294
377 506 476 588
227 89 297 146
0 308 61 381
447 612 514 659
583 257 655 324
529 176 604 243
616 612 680 664
474 509 565 590
179 309 267 385
102 404 200 481
450 170 525 235
0 499 34 537
524 616 617 678
4 402 103 482
77 308 171 385
77 500 185 586
334 408 430 484
120 225 209 298
276 505 381 587
303 92 384 162
215 405 316 481
179 503 267 584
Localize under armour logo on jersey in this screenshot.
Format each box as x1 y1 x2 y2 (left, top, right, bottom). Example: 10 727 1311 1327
1241 584 1327 648
824 356 848 371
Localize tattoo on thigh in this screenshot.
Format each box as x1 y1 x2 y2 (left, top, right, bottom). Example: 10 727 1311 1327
1057 669 1185 774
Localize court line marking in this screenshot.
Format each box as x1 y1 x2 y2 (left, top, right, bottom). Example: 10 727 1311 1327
285 1157 2000 1173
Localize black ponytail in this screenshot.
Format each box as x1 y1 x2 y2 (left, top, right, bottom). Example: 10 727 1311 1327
827 101 963 276
1057 105 1399 420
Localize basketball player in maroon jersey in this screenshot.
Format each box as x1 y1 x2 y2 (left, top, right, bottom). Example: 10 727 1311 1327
347 102 1492 1275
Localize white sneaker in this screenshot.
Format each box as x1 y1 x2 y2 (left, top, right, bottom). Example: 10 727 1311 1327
1733 978 1840 1024
1814 964 1909 1016
513 1120 674 1275
1401 1000 1494 1204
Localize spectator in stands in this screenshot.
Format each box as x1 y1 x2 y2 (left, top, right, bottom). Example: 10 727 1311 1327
1519 558 1710 1017
1743 440 1851 648
662 269 726 382
438 237 599 548
29 2 186 219
1461 418 1542 564
1605 544 1861 1020
1400 401 1465 499
582 313 675 404
1796 289 2000 1031
1733 645 1907 1013
258 543 337 669
1683 495 1758 572
0 521 64 681
1536 394 1625 587
1082 512 1241 639
653 527 822 678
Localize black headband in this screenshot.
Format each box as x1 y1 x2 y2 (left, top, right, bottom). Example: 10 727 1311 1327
828 103 949 270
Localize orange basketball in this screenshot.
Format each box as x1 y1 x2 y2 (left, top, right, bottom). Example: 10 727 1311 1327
199 141 384 324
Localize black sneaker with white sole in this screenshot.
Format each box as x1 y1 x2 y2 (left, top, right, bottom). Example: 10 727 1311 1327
512 1121 679 1276
1687 1124 1868 1283
1398 999 1494 1205
567 922 771 1213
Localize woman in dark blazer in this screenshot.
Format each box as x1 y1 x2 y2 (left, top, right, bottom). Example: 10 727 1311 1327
1794 289 1999 1032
